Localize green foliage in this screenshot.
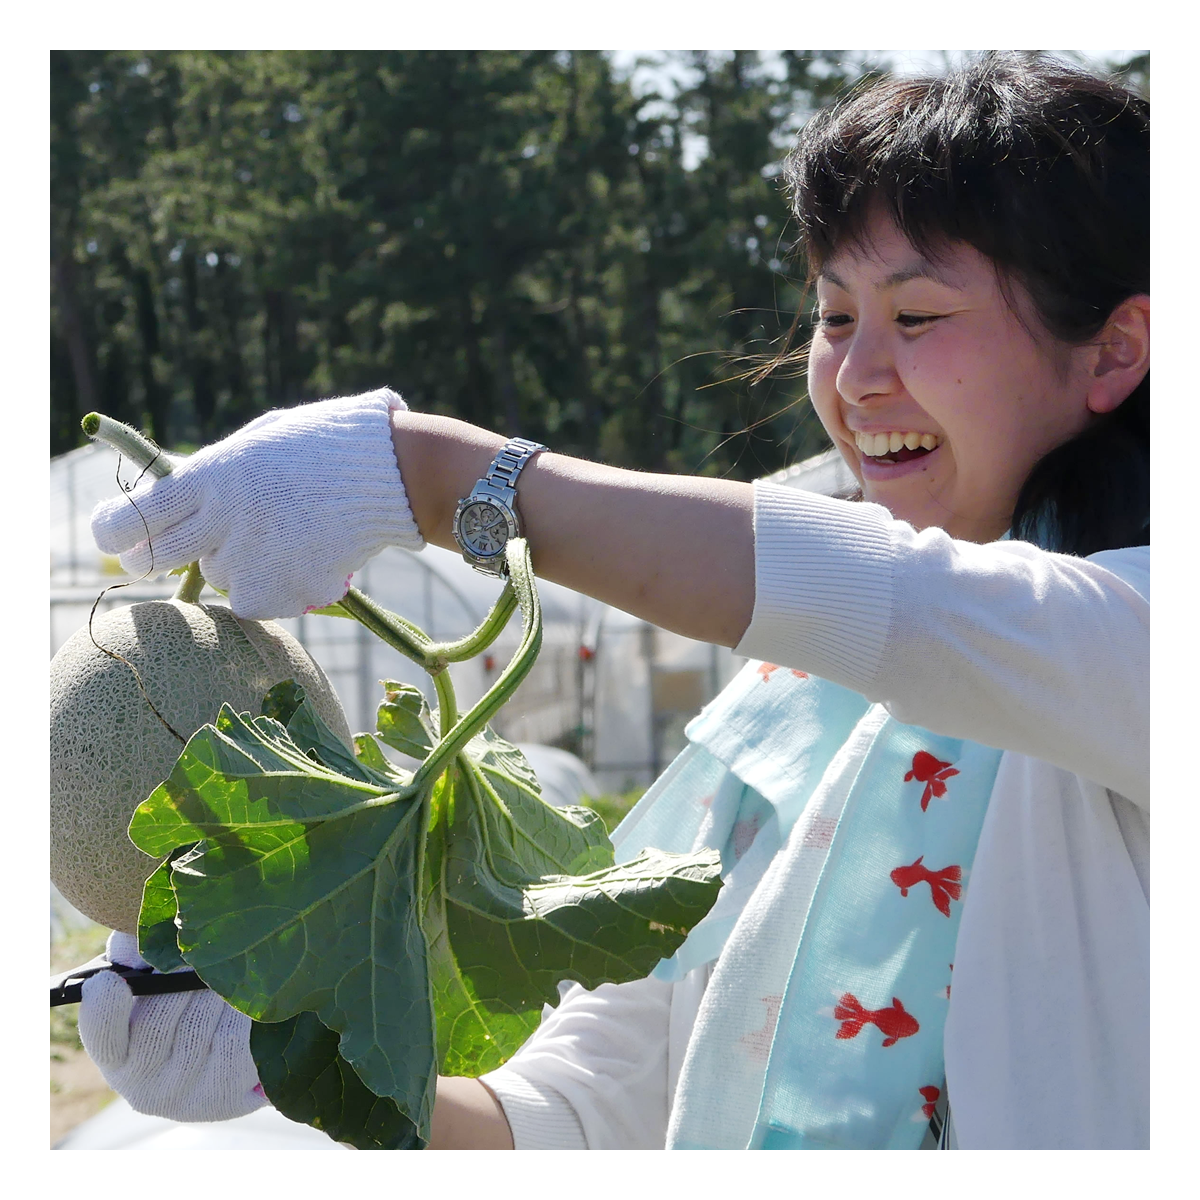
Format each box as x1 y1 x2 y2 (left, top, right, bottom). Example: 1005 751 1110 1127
50 923 111 1052
251 1012 421 1149
50 50 863 475
580 785 646 835
375 680 436 759
128 550 722 1149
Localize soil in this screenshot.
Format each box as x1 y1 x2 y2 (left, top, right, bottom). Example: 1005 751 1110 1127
50 921 117 1147
51 1043 116 1146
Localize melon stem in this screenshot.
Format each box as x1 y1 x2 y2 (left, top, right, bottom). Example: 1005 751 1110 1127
79 415 544 769
173 562 206 604
81 413 212 598
82 413 174 480
433 670 458 737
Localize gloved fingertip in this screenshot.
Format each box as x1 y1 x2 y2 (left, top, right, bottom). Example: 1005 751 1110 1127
242 1081 272 1116
90 500 136 554
117 543 157 578
225 585 304 622
78 970 135 1067
106 930 149 970
303 576 352 616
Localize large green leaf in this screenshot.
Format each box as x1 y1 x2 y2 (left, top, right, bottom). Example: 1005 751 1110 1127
251 1012 422 1150
129 703 437 1135
131 693 724 1140
423 731 723 1076
129 541 725 1149
421 733 613 1076
137 850 191 973
446 847 723 1010
135 685 433 1149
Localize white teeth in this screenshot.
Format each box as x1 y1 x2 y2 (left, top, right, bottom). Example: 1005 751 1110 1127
853 431 942 457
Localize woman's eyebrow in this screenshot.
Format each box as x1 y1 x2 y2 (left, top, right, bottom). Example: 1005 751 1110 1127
820 261 961 291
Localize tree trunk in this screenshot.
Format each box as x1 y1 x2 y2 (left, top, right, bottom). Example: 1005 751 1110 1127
182 253 216 433
51 250 100 419
131 263 168 443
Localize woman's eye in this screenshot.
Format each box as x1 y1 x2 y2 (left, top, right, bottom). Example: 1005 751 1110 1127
896 312 940 328
818 312 853 329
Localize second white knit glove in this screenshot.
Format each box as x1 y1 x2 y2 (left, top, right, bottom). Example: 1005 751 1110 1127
90 388 423 620
77 932 268 1123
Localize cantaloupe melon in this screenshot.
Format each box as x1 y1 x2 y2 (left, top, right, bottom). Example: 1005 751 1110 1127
50 599 353 934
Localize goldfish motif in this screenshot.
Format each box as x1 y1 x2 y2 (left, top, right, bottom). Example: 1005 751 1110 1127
919 1085 940 1120
801 814 839 849
757 662 809 682
889 855 963 917
740 994 784 1063
732 812 761 861
833 993 919 1047
904 750 960 812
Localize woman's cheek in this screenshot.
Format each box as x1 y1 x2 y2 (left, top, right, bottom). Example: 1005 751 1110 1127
807 342 842 427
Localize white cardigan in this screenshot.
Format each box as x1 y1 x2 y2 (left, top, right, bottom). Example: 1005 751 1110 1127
481 483 1150 1150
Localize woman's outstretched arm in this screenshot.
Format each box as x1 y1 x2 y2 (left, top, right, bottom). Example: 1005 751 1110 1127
390 410 757 650
428 1076 515 1149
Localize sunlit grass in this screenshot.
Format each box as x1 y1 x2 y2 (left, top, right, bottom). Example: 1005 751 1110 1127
579 786 645 836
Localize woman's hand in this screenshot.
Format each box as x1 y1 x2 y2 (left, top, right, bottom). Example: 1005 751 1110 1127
90 390 423 620
77 933 268 1123
90 389 757 645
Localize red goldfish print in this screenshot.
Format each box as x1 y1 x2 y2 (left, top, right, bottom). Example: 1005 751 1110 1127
833 993 920 1047
801 815 839 849
732 812 761 860
757 663 809 682
740 995 784 1063
919 1085 940 1120
905 751 960 812
889 856 963 917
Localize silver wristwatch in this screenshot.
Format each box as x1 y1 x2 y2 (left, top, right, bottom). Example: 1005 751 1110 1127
452 437 547 575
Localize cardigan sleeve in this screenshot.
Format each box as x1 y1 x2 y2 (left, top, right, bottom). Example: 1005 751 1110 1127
479 975 677 1149
736 483 1149 808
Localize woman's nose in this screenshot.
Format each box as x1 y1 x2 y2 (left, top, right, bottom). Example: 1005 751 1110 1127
836 324 900 406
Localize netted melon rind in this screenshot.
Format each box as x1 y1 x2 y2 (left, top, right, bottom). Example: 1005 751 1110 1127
50 600 352 934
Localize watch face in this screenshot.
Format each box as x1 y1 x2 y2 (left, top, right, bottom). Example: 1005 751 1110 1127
458 500 511 558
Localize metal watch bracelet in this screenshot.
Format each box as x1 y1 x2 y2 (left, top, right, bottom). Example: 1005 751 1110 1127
454 437 547 575
482 437 547 496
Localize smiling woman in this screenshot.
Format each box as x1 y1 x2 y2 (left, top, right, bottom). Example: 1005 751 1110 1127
788 62 1150 554
807 219 1148 542
76 52 1149 1151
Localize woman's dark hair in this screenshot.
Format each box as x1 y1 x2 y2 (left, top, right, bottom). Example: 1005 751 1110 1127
782 52 1149 556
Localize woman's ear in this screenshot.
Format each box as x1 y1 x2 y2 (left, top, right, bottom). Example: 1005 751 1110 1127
1085 294 1150 415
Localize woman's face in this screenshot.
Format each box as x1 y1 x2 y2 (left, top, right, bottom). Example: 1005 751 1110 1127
808 212 1097 542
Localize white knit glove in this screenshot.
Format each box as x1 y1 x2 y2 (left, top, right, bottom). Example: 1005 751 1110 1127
77 932 268 1123
90 388 423 620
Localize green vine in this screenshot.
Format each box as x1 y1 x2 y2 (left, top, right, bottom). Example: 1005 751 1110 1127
82 412 539 782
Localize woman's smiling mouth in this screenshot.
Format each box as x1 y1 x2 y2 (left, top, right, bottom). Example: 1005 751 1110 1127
853 430 943 478
854 429 941 458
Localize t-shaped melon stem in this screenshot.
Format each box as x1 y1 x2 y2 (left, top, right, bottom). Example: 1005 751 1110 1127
82 412 174 479
173 562 206 604
79 413 543 762
82 413 206 600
